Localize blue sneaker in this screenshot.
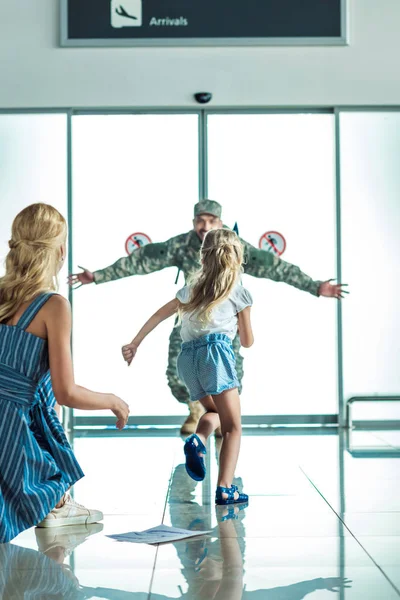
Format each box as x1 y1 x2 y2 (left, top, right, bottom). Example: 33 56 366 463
184 434 207 481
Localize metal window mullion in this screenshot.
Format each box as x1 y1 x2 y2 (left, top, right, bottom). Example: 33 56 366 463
199 110 208 200
335 109 345 429
64 110 74 436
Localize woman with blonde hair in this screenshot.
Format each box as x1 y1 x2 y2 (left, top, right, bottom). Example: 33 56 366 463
122 228 253 505
0 203 129 543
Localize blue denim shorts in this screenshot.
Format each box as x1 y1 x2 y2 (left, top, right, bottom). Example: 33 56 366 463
177 333 239 402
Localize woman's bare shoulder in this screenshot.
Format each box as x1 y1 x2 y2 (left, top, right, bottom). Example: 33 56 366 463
43 294 71 319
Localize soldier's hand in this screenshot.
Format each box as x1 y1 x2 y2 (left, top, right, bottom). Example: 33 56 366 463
318 279 349 300
67 266 95 289
315 577 352 592
122 342 138 366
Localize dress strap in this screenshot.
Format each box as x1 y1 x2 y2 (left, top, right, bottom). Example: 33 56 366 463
16 293 54 331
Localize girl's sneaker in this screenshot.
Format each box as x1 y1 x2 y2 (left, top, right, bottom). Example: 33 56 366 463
36 493 103 528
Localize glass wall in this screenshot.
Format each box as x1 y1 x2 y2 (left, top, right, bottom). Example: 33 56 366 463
340 111 400 416
207 114 337 415
0 114 68 298
3 109 398 424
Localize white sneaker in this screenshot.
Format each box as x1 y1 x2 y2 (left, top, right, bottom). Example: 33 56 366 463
35 522 104 555
36 494 104 529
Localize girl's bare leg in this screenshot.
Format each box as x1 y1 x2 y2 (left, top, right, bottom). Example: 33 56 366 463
195 396 220 450
213 388 242 499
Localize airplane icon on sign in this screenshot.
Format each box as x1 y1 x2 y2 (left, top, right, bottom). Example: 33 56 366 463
115 5 137 20
111 0 142 27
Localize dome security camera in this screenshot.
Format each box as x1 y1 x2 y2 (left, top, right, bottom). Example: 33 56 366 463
194 92 212 104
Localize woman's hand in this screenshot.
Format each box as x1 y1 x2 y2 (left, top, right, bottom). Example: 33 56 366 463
111 396 130 429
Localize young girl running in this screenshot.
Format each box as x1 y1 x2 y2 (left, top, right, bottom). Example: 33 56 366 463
0 203 129 543
122 228 253 505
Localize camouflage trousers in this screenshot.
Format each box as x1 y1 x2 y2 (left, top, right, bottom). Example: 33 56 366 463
166 324 244 405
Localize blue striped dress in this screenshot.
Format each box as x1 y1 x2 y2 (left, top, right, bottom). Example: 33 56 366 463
0 543 80 598
0 293 84 543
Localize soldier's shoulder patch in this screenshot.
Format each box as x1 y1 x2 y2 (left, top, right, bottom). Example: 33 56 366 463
245 245 275 268
144 241 169 258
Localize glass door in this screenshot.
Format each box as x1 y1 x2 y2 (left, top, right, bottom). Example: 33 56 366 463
207 113 338 416
71 114 199 417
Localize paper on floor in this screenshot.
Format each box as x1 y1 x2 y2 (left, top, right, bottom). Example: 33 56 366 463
107 525 212 545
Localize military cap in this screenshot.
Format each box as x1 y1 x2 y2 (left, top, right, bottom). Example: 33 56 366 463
194 200 222 219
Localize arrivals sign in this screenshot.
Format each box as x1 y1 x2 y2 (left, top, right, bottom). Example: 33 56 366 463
61 0 348 47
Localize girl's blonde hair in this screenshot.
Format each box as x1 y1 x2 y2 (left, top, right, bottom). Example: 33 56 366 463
179 228 244 324
0 203 67 323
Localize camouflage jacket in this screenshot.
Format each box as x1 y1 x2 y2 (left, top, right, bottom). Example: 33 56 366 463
94 230 322 296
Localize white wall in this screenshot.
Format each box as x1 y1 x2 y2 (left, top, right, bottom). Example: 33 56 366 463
0 0 399 108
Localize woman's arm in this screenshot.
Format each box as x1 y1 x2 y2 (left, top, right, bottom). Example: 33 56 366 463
45 296 129 428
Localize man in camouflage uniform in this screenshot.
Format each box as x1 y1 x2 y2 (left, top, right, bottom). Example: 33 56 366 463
69 200 347 434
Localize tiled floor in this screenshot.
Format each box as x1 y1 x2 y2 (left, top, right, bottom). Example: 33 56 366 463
2 429 400 599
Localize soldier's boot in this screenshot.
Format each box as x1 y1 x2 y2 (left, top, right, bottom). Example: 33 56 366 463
180 401 205 436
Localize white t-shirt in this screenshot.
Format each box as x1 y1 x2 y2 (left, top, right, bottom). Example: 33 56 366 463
176 284 253 342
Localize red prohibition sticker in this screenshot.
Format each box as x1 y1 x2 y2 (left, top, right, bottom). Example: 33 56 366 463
125 232 152 255
259 231 286 256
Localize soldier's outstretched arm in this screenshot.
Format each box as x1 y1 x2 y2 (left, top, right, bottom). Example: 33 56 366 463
243 241 348 299
93 239 178 284
69 234 184 288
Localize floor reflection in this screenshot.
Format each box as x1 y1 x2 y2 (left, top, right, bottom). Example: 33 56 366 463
0 526 144 600
165 463 351 599
2 428 400 599
0 496 351 600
